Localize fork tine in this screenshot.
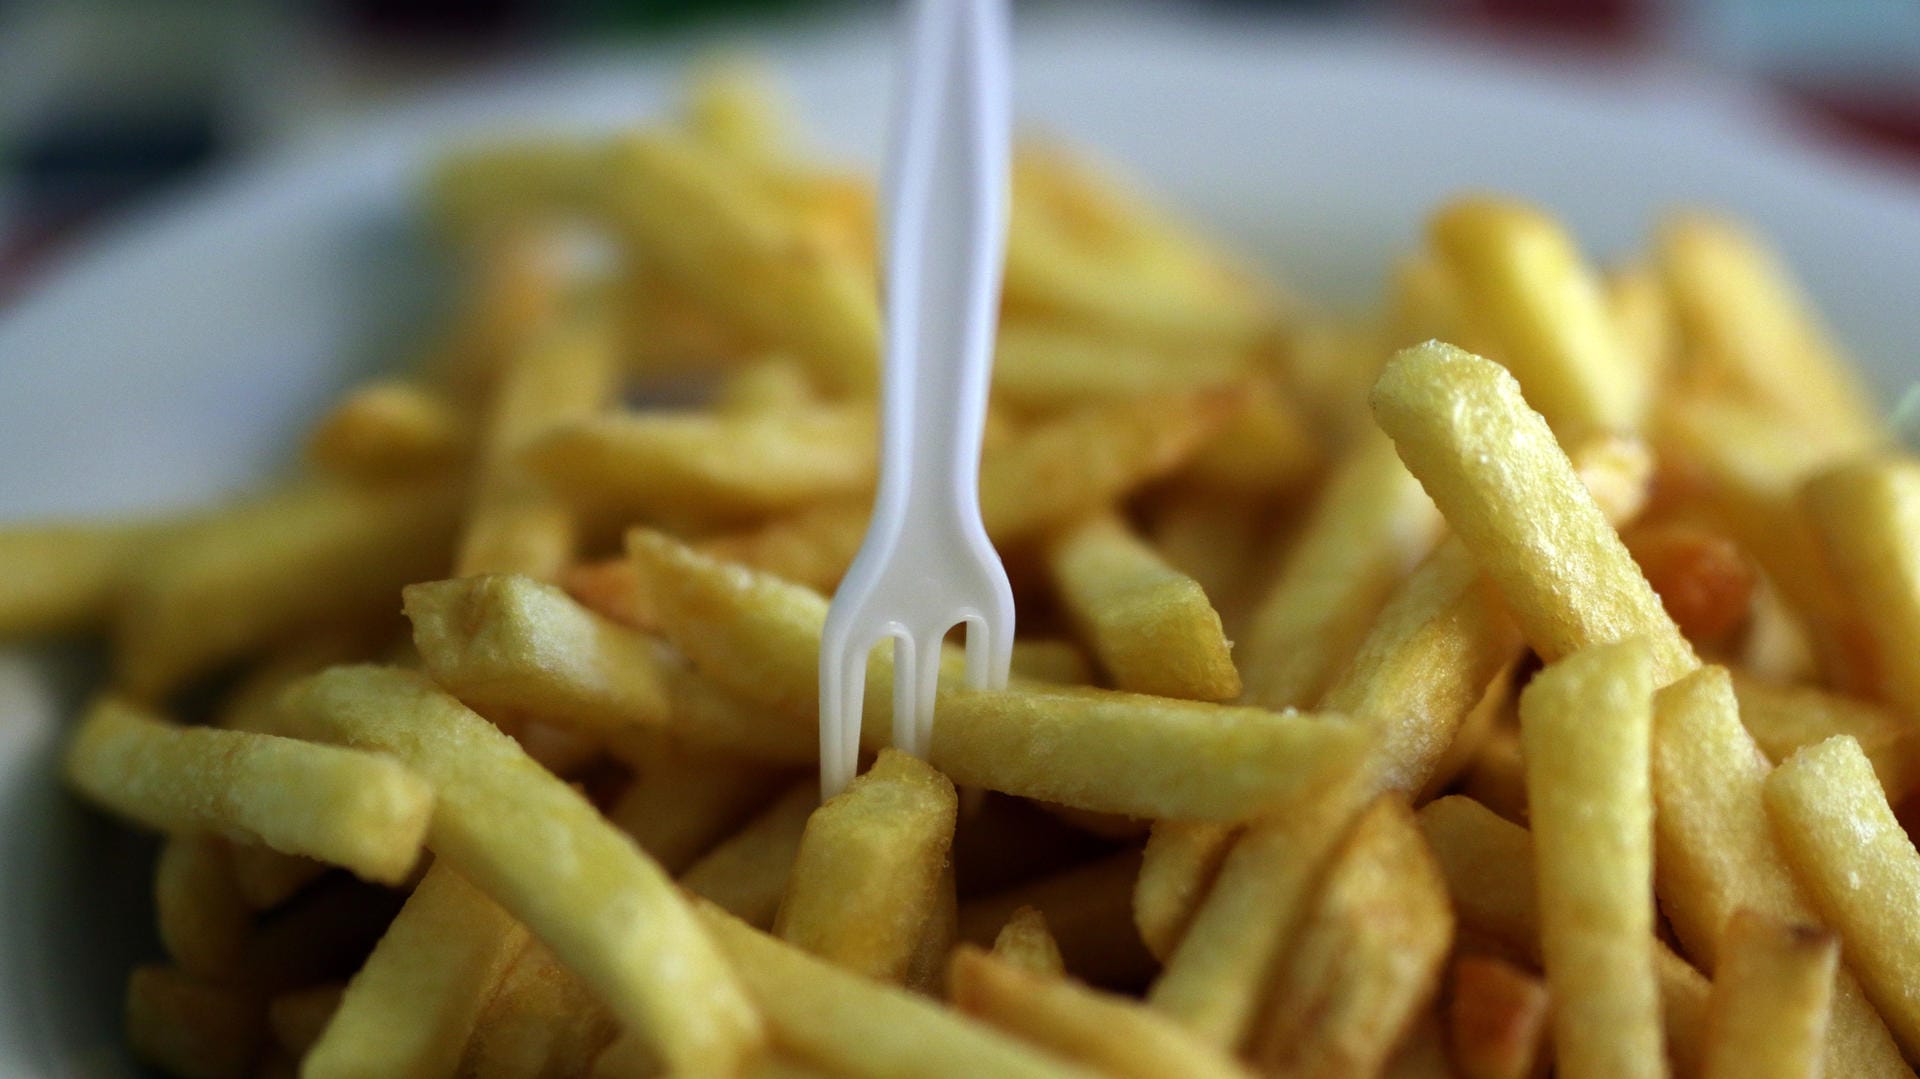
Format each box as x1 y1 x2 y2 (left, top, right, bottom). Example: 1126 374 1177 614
966 612 1014 692
912 627 944 758
889 630 920 760
820 637 868 799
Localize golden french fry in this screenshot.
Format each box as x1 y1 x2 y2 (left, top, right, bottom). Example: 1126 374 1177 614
1178 376 1322 497
1147 759 1376 1049
1607 263 1674 409
1007 638 1094 686
560 556 653 628
427 138 604 241
950 945 1255 1079
1247 797 1454 1079
685 59 788 160
699 497 870 594
1519 639 1664 1079
958 850 1156 990
305 864 528 1079
904 864 959 996
1144 488 1268 637
1416 796 1715 1076
66 696 432 884
1133 821 1237 962
529 403 876 529
1657 213 1882 451
602 132 879 392
457 300 618 579
306 379 471 483
281 665 765 1075
0 518 153 637
1448 955 1550 1079
1283 318 1392 447
609 743 787 874
114 479 460 697
155 835 250 981
682 779 818 929
1732 673 1920 805
631 530 1374 821
126 965 264 1079
981 391 1238 543
1372 342 1695 681
990 323 1249 410
1623 521 1757 648
266 983 343 1058
1802 457 1920 716
1766 735 1920 1060
461 940 619 1079
992 906 1066 977
227 846 327 911
1459 727 1528 825
238 876 407 993
1239 435 1440 710
1414 660 1513 804
1430 197 1643 441
1045 513 1239 701
1701 910 1838 1079
776 749 958 981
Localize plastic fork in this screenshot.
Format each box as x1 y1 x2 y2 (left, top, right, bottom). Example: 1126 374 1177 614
817 0 1016 799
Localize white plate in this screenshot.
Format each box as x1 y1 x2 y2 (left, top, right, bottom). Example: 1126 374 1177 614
5 6 1919 1074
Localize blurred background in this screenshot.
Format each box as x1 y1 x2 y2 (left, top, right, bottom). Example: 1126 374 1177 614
1 0 1917 299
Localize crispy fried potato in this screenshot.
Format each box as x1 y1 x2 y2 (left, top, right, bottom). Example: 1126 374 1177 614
1448 956 1549 1079
0 518 153 637
304 865 527 1079
992 906 1067 977
1372 342 1695 681
609 744 787 874
126 965 265 1079
1801 457 1920 716
1133 821 1238 962
281 665 764 1075
1045 513 1239 700
1459 727 1528 825
1247 797 1454 1079
950 946 1255 1079
1145 489 1269 637
1731 672 1920 804
155 835 250 981
306 379 471 483
66 696 431 884
958 850 1156 990
1701 910 1838 1079
776 750 958 981
1624 521 1757 648
1178 376 1323 497
991 323 1249 410
699 497 870 594
1519 640 1664 1079
1008 638 1095 686
460 939 618 1079
682 779 818 929
1765 735 1920 1060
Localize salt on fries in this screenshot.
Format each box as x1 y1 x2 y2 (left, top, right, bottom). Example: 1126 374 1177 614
11 66 1917 1079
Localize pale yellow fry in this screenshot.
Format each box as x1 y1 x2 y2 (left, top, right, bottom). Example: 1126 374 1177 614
1607 263 1674 410
1371 342 1695 681
776 749 958 982
1732 673 1920 805
1146 489 1269 639
1657 213 1882 451
602 132 878 392
1448 955 1550 1079
1280 318 1391 448
114 479 460 697
460 939 618 1079
1178 376 1323 497
126 965 264 1079
65 696 431 884
457 302 618 579
698 498 870 594
1416 796 1714 1077
1766 735 1920 1061
1802 457 1920 717
0 519 151 637
1318 539 1523 796
630 530 1373 821
266 983 343 1059
1248 797 1454 1079
1649 667 1905 1077
155 835 249 981
306 379 471 483
281 665 764 1075
1415 660 1513 804
991 323 1250 409
713 355 817 415
682 780 818 930
1430 197 1642 441
1459 727 1528 826
1702 910 1838 1079
529 403 875 528
609 744 786 874
904 864 959 996
405 574 813 762
1519 640 1664 1079
1147 757 1377 1049
1007 638 1095 686
992 906 1067 978
426 138 603 241
1046 513 1239 700
950 946 1256 1079
957 850 1155 990
980 391 1237 543
304 865 527 1079
1239 434 1441 711
701 903 1103 1079
1134 821 1238 962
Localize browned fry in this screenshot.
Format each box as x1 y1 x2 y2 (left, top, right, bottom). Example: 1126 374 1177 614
1623 521 1757 648
126 965 266 1079
1448 955 1550 1079
958 850 1157 990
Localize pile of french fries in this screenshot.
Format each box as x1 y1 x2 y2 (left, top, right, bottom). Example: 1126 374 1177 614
15 65 1920 1079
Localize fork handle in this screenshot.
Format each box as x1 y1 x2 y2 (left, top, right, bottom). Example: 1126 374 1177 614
874 0 1011 538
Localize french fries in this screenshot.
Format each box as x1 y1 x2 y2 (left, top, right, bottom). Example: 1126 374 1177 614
1731 672 1920 804
1801 457 1920 716
1133 822 1237 961
0 518 151 637
992 906 1067 977
1700 910 1838 1079
154 836 250 981
1447 956 1550 1079
126 966 265 1079
306 379 471 483
682 779 819 929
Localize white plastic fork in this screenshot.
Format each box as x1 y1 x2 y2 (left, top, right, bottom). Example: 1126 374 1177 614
817 0 1016 800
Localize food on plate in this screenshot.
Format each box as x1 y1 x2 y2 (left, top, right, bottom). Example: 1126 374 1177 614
5 63 1914 1079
